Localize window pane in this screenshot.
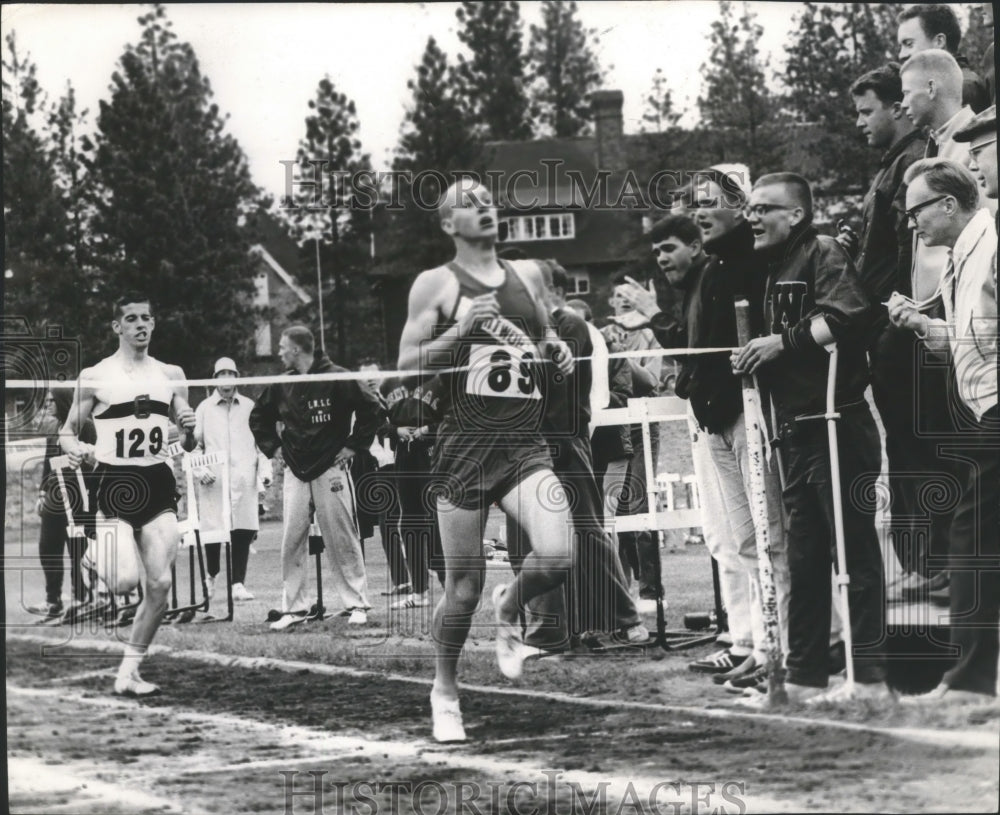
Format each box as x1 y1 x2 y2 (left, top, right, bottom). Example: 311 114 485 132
524 217 534 238
561 214 575 238
549 215 561 237
498 219 510 242
576 275 589 294
534 216 547 238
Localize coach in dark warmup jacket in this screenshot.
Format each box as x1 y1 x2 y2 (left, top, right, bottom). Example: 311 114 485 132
734 173 891 706
250 325 383 629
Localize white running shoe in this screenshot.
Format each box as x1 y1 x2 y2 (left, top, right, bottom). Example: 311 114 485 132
231 583 255 602
269 611 307 631
492 583 524 680
430 690 466 742
113 673 161 698
348 608 368 625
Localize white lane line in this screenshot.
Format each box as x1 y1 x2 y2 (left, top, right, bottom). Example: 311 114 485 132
7 684 798 814
7 755 194 814
10 632 998 751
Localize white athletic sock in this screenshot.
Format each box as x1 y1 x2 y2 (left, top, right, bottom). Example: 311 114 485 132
117 643 148 680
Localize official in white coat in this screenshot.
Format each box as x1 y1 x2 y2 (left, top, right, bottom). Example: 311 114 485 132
194 357 270 602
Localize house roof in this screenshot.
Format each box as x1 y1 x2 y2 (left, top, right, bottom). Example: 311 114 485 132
249 244 313 304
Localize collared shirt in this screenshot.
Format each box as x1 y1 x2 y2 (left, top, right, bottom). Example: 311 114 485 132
914 108 996 302
194 388 261 535
921 209 998 420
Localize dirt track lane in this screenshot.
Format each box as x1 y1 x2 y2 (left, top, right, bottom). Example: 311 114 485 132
6 639 1000 814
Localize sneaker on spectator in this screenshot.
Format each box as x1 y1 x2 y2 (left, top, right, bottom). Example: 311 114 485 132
828 640 846 675
28 600 63 621
689 649 749 674
381 583 412 597
348 608 368 625
232 583 254 602
392 592 429 610
724 665 769 694
620 623 651 645
901 683 991 706
269 611 307 631
430 689 466 743
713 654 759 684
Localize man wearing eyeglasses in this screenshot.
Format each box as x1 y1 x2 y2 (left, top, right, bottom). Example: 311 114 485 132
887 156 998 703
733 173 891 707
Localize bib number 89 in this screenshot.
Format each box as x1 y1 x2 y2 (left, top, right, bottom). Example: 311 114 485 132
115 426 164 458
467 345 541 400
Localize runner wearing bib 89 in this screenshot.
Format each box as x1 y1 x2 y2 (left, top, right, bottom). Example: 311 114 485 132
60 292 197 698
397 181 575 743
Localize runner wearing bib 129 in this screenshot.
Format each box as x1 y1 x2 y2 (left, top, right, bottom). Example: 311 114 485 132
90 353 179 529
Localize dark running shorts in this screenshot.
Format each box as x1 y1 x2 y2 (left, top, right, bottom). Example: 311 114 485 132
432 432 553 510
93 462 178 530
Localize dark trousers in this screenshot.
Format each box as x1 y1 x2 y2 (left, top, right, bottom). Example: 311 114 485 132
783 406 887 687
870 323 957 576
38 510 89 604
394 441 444 593
508 434 640 647
373 464 410 589
205 529 256 585
942 405 1000 695
618 425 661 600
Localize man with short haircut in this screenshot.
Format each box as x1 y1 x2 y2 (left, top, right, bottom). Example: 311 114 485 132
734 173 891 705
60 293 197 697
397 181 574 742
850 63 942 599
250 325 381 630
888 158 998 702
622 199 789 695
897 4 989 113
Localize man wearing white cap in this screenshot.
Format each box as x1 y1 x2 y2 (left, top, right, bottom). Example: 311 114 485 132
194 357 269 604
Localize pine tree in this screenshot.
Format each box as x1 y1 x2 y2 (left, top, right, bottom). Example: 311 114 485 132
527 0 605 138
283 75 379 364
641 68 683 134
783 3 903 192
698 0 780 170
86 5 263 372
454 1 533 141
384 37 479 277
2 32 75 338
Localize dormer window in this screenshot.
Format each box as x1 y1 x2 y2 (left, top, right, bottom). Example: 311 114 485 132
498 213 575 243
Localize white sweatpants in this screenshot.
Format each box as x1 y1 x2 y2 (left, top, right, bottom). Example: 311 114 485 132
280 463 370 614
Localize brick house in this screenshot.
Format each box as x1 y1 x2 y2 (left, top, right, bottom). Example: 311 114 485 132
371 89 826 364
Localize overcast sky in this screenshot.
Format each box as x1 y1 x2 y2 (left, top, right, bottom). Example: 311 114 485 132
6 3 819 197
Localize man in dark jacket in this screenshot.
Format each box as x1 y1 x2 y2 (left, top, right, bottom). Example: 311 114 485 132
734 173 890 706
250 325 383 630
850 64 945 601
620 194 788 693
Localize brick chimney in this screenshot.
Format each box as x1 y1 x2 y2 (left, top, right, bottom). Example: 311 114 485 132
592 90 626 172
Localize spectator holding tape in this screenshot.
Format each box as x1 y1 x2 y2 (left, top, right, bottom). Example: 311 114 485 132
194 356 270 606
29 389 96 622
250 326 382 631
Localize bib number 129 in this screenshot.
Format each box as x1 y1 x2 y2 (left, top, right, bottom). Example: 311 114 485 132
115 426 164 458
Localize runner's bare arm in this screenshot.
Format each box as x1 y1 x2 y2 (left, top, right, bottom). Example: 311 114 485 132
60 370 97 467
398 267 498 371
165 364 197 451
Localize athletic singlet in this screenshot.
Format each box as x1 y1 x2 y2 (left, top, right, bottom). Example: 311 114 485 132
438 259 546 434
90 355 174 466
